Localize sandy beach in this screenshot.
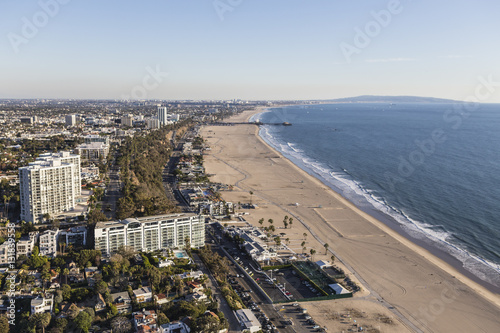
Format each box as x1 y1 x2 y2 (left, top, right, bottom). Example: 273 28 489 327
201 108 500 333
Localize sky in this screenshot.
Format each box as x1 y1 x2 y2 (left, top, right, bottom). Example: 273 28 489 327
1 0 500 102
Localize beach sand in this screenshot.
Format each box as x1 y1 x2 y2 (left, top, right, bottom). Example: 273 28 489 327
201 108 500 332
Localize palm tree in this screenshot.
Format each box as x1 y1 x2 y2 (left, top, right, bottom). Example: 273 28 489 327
62 268 69 285
249 191 253 205
330 255 336 264
289 217 293 228
268 219 274 226
258 218 264 228
301 241 306 248
310 248 317 261
302 247 306 255
324 243 329 255
303 232 308 240
283 215 289 229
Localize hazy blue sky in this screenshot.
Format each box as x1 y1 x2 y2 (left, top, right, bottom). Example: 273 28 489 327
1 0 500 101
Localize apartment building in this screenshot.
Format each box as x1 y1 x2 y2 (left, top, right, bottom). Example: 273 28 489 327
19 152 81 223
16 231 39 258
94 213 205 256
83 134 110 146
39 229 59 258
74 142 110 162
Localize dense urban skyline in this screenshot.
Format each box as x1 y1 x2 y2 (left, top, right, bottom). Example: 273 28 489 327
2 0 500 102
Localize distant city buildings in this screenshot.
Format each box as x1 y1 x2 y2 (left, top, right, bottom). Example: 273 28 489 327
158 106 168 126
94 213 205 256
19 152 81 223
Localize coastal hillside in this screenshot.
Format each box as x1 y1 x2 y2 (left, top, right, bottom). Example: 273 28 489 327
326 95 460 103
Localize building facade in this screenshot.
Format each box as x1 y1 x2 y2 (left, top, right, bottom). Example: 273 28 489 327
65 114 76 126
19 152 81 223
39 229 59 258
74 142 110 162
16 231 39 258
158 106 168 126
94 213 205 256
83 134 110 146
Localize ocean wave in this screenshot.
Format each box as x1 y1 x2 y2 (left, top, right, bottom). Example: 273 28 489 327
258 124 500 287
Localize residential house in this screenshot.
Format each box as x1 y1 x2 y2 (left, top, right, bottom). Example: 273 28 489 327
154 293 170 306
133 287 153 303
133 309 158 333
95 293 106 313
84 266 100 286
111 292 132 314
160 319 191 333
31 295 53 314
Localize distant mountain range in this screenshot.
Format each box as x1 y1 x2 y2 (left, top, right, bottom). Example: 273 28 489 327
325 95 460 103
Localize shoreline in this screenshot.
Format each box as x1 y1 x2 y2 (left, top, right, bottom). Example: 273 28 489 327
249 106 500 298
251 107 500 295
202 107 500 332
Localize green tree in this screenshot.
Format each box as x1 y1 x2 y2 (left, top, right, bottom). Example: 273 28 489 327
324 243 329 255
303 232 307 240
249 191 253 204
283 215 289 229
74 311 92 333
29 313 51 333
55 318 68 330
111 316 132 333
157 312 170 325
310 248 316 261
288 217 293 228
96 280 109 295
258 218 264 228
0 316 9 333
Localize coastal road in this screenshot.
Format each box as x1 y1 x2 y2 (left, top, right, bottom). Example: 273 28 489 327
191 252 241 333
103 155 122 219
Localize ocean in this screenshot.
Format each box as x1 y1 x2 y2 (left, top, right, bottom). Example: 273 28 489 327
251 103 500 290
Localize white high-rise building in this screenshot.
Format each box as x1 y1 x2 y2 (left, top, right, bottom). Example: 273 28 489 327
157 106 168 126
94 213 205 256
65 114 77 126
19 152 81 223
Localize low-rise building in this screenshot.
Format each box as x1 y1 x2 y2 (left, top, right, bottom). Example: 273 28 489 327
154 293 170 306
160 320 191 333
31 295 53 314
133 309 158 333
39 229 59 258
133 286 153 303
111 292 132 314
84 266 100 286
234 309 261 333
16 231 39 258
74 142 110 162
